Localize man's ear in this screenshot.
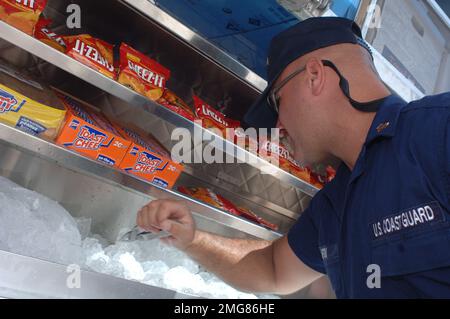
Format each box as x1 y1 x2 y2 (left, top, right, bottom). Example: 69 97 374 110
305 58 325 96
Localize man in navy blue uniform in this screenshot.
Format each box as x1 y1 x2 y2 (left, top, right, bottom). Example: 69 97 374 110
136 17 450 298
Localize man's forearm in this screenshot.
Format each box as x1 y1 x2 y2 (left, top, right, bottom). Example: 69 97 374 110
184 230 278 293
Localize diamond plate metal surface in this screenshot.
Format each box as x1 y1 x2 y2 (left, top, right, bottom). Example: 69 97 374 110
193 162 311 214
94 93 311 216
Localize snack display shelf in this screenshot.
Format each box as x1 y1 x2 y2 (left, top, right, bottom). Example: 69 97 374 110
0 121 282 241
0 20 320 198
121 0 268 93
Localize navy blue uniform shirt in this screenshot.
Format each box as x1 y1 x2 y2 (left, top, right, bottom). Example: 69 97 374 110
288 93 450 298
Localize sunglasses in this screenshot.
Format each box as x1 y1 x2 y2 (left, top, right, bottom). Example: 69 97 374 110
267 65 306 115
267 60 347 115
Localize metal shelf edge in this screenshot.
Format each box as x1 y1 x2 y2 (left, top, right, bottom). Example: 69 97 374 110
0 249 196 299
0 122 282 240
121 0 268 92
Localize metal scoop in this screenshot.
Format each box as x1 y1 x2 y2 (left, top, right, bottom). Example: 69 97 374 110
119 225 170 242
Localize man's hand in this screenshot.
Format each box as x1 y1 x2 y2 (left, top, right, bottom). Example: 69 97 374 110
137 200 322 295
137 199 196 250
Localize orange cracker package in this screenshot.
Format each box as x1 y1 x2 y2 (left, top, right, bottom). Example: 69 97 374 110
157 89 196 121
309 165 336 189
193 95 240 136
64 34 115 79
290 161 313 184
259 137 310 182
118 43 170 101
178 187 278 231
112 123 170 158
114 123 183 189
55 92 130 167
34 18 65 52
177 187 229 211
236 206 278 231
0 0 47 35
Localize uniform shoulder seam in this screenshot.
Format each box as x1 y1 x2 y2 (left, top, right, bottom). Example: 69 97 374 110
401 105 450 114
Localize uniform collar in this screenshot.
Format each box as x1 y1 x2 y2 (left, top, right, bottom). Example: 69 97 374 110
364 94 408 146
321 95 408 198
346 95 407 185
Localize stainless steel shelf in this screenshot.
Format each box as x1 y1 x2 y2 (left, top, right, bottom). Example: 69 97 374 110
121 0 268 93
0 122 282 240
0 249 194 299
0 21 320 197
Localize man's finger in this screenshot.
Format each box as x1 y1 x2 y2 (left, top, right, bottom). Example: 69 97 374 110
147 205 162 229
144 224 161 233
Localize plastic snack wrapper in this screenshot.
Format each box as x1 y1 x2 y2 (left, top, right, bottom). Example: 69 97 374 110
34 18 66 52
0 0 47 35
157 89 196 121
193 95 241 136
64 34 115 79
118 43 170 101
178 186 278 231
0 61 66 140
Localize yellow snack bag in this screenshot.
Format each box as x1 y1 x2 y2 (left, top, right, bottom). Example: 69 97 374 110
0 63 66 140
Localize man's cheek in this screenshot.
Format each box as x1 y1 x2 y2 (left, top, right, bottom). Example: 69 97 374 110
292 142 304 163
279 119 297 141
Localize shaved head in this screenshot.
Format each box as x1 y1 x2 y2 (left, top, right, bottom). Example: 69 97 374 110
275 43 391 168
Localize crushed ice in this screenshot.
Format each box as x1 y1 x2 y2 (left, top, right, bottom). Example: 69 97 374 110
0 176 278 299
0 176 82 265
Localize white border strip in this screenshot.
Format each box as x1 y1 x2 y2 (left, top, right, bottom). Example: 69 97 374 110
372 46 425 102
426 0 450 30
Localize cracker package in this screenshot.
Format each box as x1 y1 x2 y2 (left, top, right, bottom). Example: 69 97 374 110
64 34 115 79
114 123 183 189
193 95 240 136
157 89 196 121
111 123 170 158
0 61 66 140
178 186 278 231
55 92 130 168
0 0 47 35
118 43 170 101
259 137 310 182
34 18 65 52
309 165 337 189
